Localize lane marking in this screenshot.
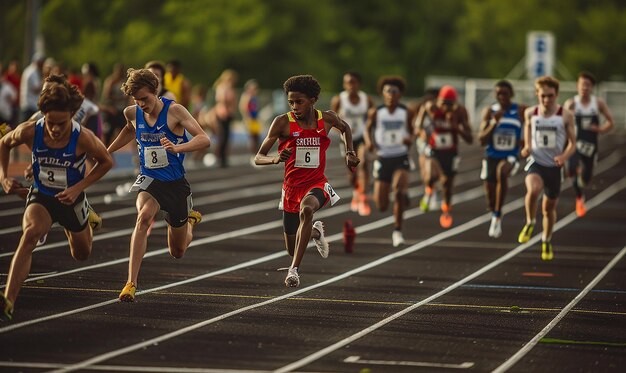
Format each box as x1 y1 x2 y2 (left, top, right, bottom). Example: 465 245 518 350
343 355 474 369
42 174 626 373
492 245 626 373
461 283 626 295
538 338 626 347
521 272 554 277
273 176 626 373
0 178 490 334
0 361 279 372
21 285 626 316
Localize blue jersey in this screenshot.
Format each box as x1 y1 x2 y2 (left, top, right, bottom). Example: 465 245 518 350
32 118 86 196
486 102 522 159
135 97 186 181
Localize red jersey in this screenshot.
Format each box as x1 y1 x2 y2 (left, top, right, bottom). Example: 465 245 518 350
278 110 330 188
428 108 459 153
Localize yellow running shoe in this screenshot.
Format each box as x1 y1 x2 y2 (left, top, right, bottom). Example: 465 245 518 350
0 123 10 139
88 206 102 231
1 295 14 322
517 223 534 243
119 282 136 302
188 210 202 226
541 241 554 261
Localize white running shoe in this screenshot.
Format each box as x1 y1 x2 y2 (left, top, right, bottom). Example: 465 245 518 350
488 216 502 238
312 221 329 258
392 230 405 247
285 267 300 287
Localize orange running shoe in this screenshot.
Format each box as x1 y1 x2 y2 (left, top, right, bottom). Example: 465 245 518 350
440 202 453 228
575 197 586 217
358 194 371 216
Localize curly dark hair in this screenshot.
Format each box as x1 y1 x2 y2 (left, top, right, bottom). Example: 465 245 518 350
38 74 84 114
377 75 406 94
121 68 159 96
495 80 514 96
283 75 321 99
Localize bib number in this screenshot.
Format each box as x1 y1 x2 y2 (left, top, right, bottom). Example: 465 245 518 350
581 117 595 130
382 129 403 147
129 174 154 192
39 166 67 189
72 196 89 226
295 146 320 168
143 145 169 169
493 132 516 151
433 132 454 149
324 182 340 206
536 130 556 148
576 140 596 157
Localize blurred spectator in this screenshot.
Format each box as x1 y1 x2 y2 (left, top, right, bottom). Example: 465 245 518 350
81 62 101 103
0 64 18 125
213 69 238 168
164 60 191 108
2 59 20 125
19 52 45 121
101 63 130 145
144 60 176 100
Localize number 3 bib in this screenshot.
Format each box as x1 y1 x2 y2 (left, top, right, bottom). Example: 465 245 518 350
144 145 169 169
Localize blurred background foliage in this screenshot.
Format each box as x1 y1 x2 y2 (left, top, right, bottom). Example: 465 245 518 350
1 0 625 94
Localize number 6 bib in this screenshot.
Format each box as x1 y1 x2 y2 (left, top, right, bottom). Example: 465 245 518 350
144 145 169 169
295 146 320 168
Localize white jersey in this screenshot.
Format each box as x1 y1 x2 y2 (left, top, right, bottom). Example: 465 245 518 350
374 104 409 158
530 106 567 167
338 91 368 139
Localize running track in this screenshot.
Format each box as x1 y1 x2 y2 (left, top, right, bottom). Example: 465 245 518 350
0 135 624 373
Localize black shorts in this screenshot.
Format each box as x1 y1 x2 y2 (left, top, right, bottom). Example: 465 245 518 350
373 154 410 183
481 156 517 183
139 177 193 228
566 151 596 179
526 161 562 199
431 149 460 178
26 188 90 232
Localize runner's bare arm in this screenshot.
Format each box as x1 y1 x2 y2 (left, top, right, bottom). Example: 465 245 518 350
164 103 210 153
0 122 35 193
107 106 137 154
255 115 291 165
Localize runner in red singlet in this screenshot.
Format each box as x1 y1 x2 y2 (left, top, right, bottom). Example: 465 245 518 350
255 75 360 287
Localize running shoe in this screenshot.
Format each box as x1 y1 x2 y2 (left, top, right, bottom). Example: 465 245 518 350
518 223 534 243
575 197 587 217
358 194 371 216
88 206 102 231
188 210 202 226
36 233 48 247
392 230 405 247
488 216 502 238
285 267 300 287
350 192 359 212
0 295 13 322
439 203 452 228
541 241 554 261
312 221 329 258
119 282 136 302
419 194 431 212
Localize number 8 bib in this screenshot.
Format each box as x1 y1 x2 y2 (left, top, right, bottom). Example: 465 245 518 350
143 145 169 169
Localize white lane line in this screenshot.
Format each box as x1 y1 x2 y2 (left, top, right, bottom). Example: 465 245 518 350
38 187 531 373
0 361 277 372
0 179 487 333
343 355 474 369
272 176 626 373
492 244 626 373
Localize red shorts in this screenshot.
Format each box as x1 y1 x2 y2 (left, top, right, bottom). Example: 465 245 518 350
280 181 329 213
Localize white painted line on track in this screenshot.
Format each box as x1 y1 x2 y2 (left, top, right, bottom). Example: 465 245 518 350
343 355 475 369
273 176 626 373
492 243 626 373
35 182 545 373
0 179 487 333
